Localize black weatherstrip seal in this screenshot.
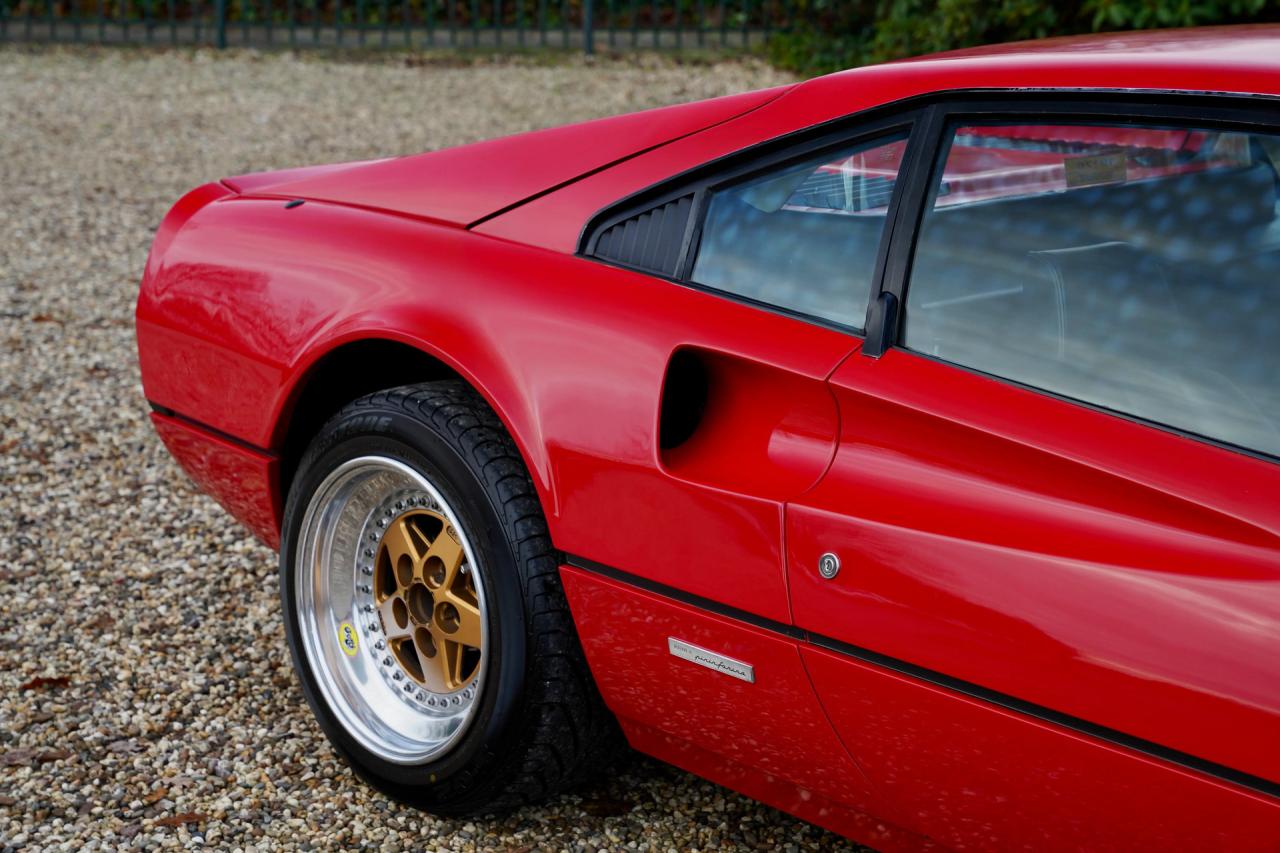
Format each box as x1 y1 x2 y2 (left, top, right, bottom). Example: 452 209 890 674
148 402 278 458
563 553 1280 801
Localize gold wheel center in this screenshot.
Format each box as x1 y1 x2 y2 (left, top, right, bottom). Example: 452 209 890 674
374 510 482 693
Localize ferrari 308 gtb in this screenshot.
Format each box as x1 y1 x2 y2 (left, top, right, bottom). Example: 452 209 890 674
136 26 1280 851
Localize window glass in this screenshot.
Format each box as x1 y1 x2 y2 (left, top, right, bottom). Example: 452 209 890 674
903 121 1280 458
691 134 908 330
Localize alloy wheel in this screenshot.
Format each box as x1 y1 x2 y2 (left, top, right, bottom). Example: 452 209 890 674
294 455 488 764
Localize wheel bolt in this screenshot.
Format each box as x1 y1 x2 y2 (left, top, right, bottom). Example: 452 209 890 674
383 656 392 666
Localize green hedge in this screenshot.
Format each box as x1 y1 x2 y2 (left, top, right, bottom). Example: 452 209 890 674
766 0 1279 76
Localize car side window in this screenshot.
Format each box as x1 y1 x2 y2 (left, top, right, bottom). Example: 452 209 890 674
902 120 1280 459
690 134 909 330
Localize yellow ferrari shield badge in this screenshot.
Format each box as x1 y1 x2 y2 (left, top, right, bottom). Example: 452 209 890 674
338 621 359 657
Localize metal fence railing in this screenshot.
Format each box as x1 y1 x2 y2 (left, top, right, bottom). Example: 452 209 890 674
0 0 797 52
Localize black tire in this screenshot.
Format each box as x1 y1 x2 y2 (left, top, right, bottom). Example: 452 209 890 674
279 380 620 815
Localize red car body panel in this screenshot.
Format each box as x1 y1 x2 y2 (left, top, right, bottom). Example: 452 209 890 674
619 717 934 853
136 192 867 621
235 87 792 226
151 412 281 544
793 347 1280 784
220 158 391 195
805 647 1280 851
559 566 880 814
136 26 1280 850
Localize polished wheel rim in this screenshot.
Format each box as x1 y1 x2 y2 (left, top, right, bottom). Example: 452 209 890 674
296 456 488 764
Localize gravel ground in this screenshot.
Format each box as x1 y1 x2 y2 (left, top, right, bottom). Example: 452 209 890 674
0 47 869 851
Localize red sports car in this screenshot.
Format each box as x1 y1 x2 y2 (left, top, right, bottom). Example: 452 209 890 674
135 27 1280 851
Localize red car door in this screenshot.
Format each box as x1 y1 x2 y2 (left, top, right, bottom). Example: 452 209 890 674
787 100 1280 849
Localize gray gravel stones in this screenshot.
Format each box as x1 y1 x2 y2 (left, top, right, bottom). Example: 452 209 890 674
0 46 865 851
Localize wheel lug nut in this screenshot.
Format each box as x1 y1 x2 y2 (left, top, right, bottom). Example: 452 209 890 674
375 640 385 650
383 656 392 666
363 605 373 613
362 566 373 576
363 549 373 558
393 671 403 681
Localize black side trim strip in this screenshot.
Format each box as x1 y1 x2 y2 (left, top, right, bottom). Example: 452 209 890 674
148 402 277 458
564 552 1280 800
563 554 804 639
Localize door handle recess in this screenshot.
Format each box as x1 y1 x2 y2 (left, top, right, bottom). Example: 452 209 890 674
657 346 840 501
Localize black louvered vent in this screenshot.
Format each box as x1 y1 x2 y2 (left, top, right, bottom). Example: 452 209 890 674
592 194 694 277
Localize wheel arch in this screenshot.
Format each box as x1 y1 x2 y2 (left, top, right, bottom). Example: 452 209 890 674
272 331 556 535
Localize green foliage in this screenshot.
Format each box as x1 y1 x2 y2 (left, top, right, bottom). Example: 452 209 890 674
1084 0 1270 30
767 0 1280 76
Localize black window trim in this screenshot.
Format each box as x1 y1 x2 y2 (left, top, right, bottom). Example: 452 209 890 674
580 87 1280 339
578 98 934 338
874 91 1280 466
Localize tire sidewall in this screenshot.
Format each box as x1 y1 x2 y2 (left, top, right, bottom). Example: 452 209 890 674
279 402 530 797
